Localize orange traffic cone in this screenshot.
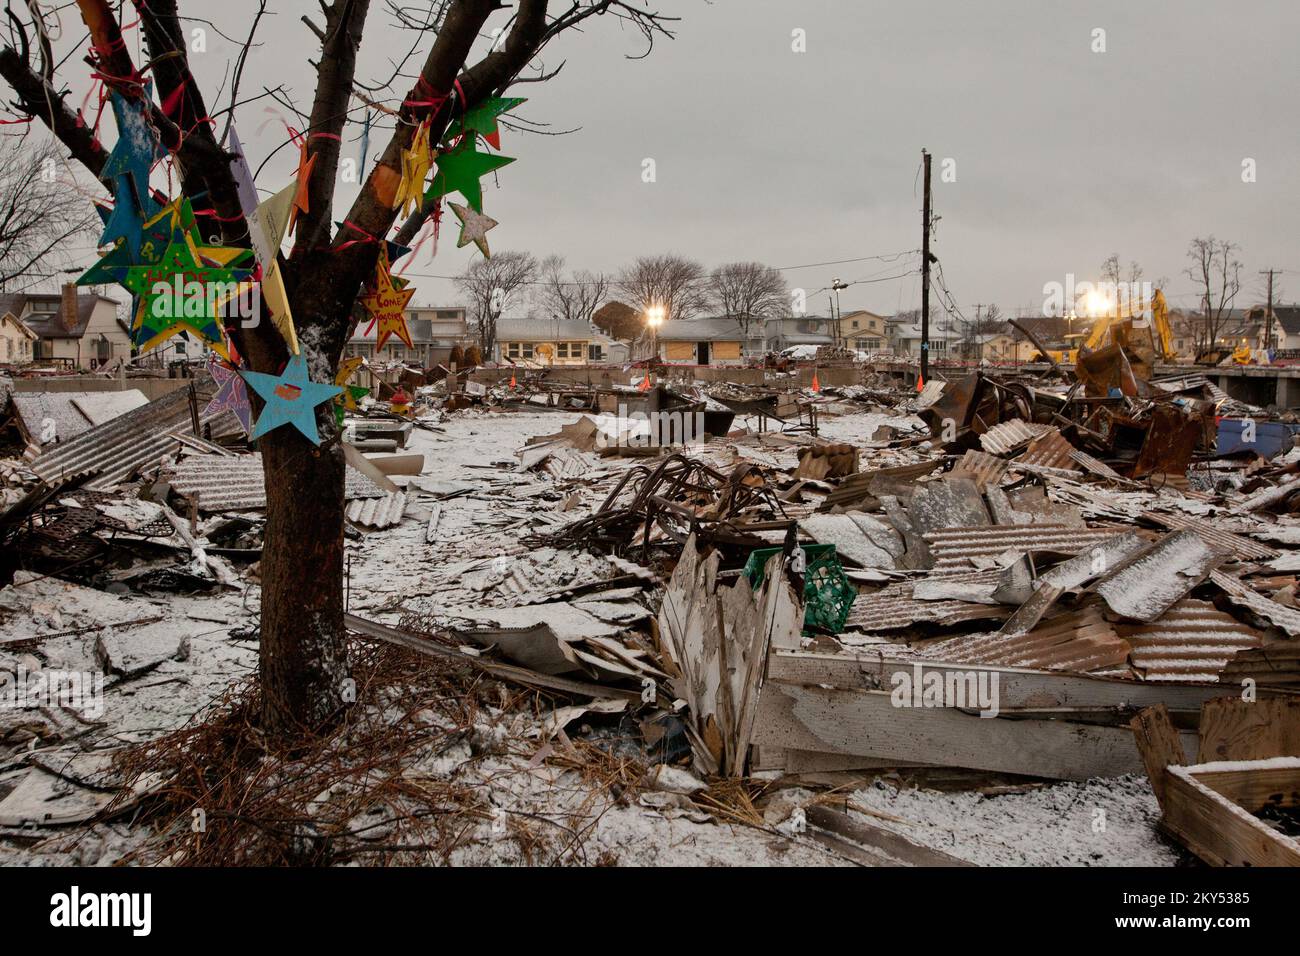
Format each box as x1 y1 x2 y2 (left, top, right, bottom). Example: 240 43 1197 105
509 372 516 389
639 371 652 391
811 369 821 393
916 374 925 393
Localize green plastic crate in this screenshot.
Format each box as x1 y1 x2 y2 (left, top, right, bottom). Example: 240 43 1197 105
742 544 856 634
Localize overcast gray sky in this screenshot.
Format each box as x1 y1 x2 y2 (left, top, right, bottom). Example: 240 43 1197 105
34 1 1300 320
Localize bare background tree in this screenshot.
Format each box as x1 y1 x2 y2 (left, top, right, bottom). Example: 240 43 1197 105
956 303 1005 358
707 260 787 334
0 138 96 290
457 250 538 357
615 254 707 322
1184 236 1243 351
0 0 673 739
535 254 607 326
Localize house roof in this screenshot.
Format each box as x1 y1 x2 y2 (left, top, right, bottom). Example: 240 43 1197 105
0 291 121 339
655 318 747 342
495 318 594 342
0 311 38 340
1246 304 1300 336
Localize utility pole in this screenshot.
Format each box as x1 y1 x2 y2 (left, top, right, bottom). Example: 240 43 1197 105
1260 269 1277 351
920 148 933 381
970 303 985 361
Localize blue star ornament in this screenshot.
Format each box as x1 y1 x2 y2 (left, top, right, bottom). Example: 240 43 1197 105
99 86 165 258
241 353 343 445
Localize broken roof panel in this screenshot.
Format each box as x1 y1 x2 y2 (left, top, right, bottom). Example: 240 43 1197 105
1093 530 1229 622
978 418 1050 455
346 491 408 529
922 524 1128 571
169 454 386 512
844 581 1009 632
1015 428 1079 472
1114 598 1261 682
11 389 149 448
919 603 1128 672
28 383 237 491
1141 510 1280 562
1209 570 1300 637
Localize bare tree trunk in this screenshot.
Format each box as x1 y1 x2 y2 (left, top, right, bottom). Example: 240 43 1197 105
259 427 349 736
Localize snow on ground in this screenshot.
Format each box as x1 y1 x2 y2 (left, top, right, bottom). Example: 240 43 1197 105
845 775 1181 866
0 408 1185 866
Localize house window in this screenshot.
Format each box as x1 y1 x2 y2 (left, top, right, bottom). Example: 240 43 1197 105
929 340 947 352
588 344 603 361
554 341 584 359
851 320 859 329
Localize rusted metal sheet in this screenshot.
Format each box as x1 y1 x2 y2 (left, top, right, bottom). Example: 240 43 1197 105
346 491 408 529
1039 532 1146 590
1209 570 1300 637
1114 599 1260 682
1219 644 1300 688
919 603 1128 672
979 418 1049 455
1141 511 1280 562
921 524 1128 571
29 383 237 492
844 582 1010 632
1093 530 1229 622
1133 404 1204 479
169 454 386 512
948 449 1007 489
1015 427 1079 472
1070 448 1123 480
908 477 989 535
819 459 942 510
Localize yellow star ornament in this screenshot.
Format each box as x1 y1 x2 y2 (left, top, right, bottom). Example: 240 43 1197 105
359 246 416 352
393 120 433 218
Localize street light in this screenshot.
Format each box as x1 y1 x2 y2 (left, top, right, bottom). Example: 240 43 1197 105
831 278 848 347
645 305 665 362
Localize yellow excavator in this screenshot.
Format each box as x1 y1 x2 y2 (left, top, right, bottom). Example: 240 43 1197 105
1073 288 1177 362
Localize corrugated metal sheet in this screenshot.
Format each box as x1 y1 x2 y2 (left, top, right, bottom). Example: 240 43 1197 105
979 418 1050 455
29 383 238 491
820 459 942 510
1210 569 1300 637
1114 599 1260 682
169 454 386 511
845 582 1009 632
11 390 149 446
1016 428 1079 471
1142 510 1280 562
949 449 1007 488
1070 448 1123 480
346 491 408 529
1094 530 1228 622
919 603 1128 672
921 524 1128 570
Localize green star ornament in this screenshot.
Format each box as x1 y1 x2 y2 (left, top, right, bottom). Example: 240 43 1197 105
425 138 514 212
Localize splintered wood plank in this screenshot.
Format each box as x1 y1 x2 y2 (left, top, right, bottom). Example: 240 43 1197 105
806 805 972 867
1197 696 1300 763
1162 764 1300 867
766 650 1235 713
1130 703 1186 810
752 682 1180 781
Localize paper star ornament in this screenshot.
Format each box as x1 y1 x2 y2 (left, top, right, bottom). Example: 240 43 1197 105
425 139 514 212
359 247 416 351
241 353 343 445
447 97 525 151
333 357 369 427
121 222 252 357
449 201 497 258
393 120 434 218
204 356 252 435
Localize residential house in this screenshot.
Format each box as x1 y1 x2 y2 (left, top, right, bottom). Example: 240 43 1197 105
837 309 888 352
346 306 469 366
493 317 598 366
653 318 748 366
0 311 38 364
887 318 961 359
0 286 129 368
1244 304 1300 351
960 332 1020 363
763 314 836 354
